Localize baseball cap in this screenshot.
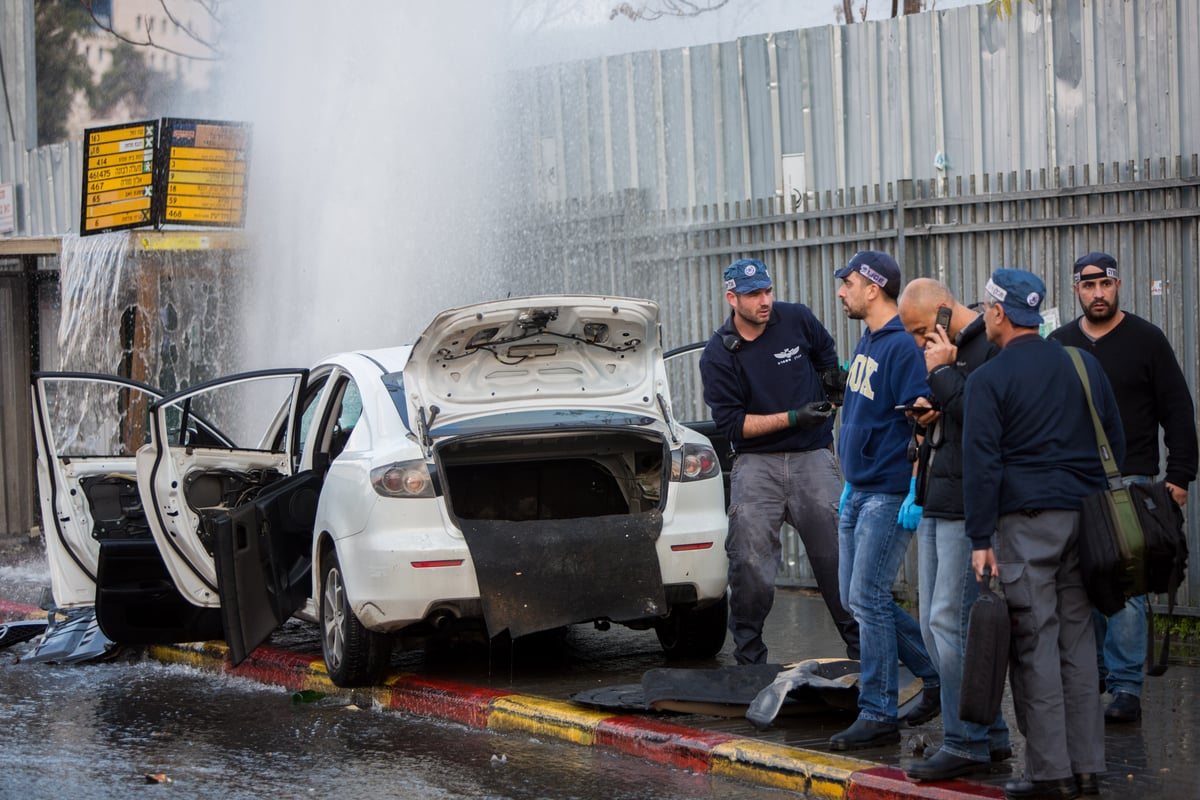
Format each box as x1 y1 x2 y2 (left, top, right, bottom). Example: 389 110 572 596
834 250 901 299
1073 252 1119 284
985 268 1045 327
723 258 773 293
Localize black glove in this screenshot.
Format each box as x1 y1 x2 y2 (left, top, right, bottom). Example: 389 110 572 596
820 367 848 405
789 401 834 429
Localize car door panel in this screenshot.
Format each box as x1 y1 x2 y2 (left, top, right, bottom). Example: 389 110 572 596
212 469 322 665
95 537 225 644
31 373 163 610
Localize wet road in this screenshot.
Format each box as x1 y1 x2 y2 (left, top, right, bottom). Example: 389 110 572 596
0 649 801 800
5 537 1199 799
0 542 797 800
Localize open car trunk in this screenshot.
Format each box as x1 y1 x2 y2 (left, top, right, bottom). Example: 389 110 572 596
438 429 670 638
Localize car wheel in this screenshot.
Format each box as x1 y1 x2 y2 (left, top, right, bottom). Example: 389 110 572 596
654 591 728 659
320 549 391 687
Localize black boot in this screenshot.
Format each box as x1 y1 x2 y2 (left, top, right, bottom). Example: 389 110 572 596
1103 691 1141 723
904 686 941 726
829 718 900 751
906 749 990 782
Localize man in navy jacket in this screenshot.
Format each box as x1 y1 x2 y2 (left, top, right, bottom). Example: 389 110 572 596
965 268 1123 800
699 258 859 666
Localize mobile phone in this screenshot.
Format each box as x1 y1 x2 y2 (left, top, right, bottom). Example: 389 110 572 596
935 305 952 334
894 402 929 413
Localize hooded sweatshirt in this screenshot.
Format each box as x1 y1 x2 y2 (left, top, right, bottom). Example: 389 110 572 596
837 314 928 493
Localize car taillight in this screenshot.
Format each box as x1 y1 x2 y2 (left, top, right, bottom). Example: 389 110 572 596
670 444 721 482
371 460 435 498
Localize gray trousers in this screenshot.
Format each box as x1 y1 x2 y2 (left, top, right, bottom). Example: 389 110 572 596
726 449 859 664
995 509 1105 781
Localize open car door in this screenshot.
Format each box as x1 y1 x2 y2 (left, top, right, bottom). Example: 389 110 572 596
30 372 223 644
139 369 309 615
140 368 319 662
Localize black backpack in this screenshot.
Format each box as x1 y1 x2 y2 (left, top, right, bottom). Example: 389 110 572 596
1129 480 1188 675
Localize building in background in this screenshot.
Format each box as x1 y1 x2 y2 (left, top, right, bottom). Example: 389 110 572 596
69 0 217 139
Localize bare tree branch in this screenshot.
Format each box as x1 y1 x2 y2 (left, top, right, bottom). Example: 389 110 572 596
156 0 223 54
79 0 223 61
610 1 730 22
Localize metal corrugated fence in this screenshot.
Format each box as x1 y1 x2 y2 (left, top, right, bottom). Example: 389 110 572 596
518 0 1200 213
0 140 84 237
505 154 1200 610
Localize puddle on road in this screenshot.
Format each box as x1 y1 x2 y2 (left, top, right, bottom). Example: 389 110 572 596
0 639 798 800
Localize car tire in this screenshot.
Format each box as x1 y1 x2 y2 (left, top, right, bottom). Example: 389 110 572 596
320 549 391 687
654 591 728 659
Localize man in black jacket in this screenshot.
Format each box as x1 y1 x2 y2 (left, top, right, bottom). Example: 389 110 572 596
1049 251 1198 723
897 278 1011 781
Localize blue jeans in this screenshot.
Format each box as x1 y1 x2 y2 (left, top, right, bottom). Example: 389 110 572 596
839 488 938 723
918 517 1010 760
1093 475 1153 698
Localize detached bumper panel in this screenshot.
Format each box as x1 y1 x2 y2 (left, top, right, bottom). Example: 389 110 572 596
460 510 666 638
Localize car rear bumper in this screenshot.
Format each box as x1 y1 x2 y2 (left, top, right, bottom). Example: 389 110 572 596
332 478 728 634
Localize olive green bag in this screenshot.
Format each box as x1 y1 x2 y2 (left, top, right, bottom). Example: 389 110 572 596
1067 347 1146 615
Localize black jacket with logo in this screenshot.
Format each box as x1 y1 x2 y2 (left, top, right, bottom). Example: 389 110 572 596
700 302 839 454
915 313 998 518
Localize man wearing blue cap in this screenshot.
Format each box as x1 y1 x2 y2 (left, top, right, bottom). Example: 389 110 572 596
699 257 859 667
1049 252 1197 725
965 268 1123 800
830 250 940 750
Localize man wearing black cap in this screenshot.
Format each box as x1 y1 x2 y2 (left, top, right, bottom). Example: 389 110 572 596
829 250 940 750
1048 252 1198 724
966 268 1122 800
699 258 859 667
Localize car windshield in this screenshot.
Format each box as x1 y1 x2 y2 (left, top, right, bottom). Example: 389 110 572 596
429 409 656 437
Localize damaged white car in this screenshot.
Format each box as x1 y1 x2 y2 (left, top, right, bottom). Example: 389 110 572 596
32 295 730 686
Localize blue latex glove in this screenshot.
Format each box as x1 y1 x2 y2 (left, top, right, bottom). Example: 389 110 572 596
838 482 852 516
898 476 922 531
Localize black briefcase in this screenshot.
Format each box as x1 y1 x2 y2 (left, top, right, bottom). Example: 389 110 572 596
959 568 1010 726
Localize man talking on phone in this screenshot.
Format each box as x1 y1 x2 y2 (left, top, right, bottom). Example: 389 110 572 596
897 278 1011 781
